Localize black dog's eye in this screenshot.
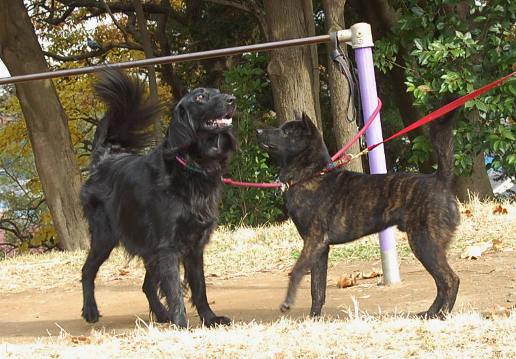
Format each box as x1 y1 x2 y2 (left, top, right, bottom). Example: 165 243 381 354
195 94 205 103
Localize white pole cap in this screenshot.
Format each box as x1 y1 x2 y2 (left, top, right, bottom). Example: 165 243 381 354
350 23 374 48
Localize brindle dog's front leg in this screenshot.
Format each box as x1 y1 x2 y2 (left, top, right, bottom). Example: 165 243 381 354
310 246 329 316
281 234 330 312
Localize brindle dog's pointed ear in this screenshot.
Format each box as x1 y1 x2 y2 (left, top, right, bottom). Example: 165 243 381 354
301 112 316 134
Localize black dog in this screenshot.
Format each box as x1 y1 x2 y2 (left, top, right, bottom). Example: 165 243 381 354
256 111 460 319
80 69 236 328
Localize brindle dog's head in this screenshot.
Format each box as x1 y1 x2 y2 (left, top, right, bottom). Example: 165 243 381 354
256 111 328 168
166 87 237 168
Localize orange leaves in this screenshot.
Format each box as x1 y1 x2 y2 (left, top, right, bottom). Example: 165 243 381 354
462 208 473 218
493 205 508 215
337 276 357 289
70 335 91 344
337 270 382 289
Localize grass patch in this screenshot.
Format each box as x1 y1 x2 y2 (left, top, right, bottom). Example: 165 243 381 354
2 311 515 358
0 197 514 293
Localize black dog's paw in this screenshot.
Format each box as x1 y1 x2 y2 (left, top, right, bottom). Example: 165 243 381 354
151 311 172 324
82 305 101 323
280 302 291 313
204 316 231 327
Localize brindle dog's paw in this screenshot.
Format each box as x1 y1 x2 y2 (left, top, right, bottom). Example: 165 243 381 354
82 305 101 323
205 315 231 327
280 302 291 313
416 311 446 320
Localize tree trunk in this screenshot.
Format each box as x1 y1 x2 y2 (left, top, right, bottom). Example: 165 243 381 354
302 0 322 125
263 0 321 129
132 0 158 101
454 153 494 202
453 109 494 201
132 0 160 139
322 0 363 173
0 0 90 250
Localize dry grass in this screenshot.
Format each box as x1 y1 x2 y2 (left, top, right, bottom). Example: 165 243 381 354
0 197 514 294
2 311 515 358
0 198 515 357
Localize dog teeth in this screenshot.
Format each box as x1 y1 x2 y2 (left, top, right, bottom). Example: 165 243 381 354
215 118 232 127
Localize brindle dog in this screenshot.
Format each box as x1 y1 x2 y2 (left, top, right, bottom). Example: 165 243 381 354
256 111 460 319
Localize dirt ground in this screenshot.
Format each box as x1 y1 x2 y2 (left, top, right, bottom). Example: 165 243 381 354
1 250 514 343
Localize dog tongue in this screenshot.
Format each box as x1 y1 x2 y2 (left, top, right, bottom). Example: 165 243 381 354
215 118 232 127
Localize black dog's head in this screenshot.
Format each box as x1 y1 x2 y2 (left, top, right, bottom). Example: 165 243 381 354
256 112 327 167
168 88 235 146
165 87 237 170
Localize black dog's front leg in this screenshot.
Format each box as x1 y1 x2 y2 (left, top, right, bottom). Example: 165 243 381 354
158 251 188 328
310 246 329 317
281 233 330 313
183 246 231 327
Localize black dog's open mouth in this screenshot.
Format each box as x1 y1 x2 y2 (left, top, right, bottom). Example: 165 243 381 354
258 142 276 151
204 112 233 130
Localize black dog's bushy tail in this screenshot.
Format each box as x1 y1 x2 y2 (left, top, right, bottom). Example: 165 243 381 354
91 68 162 163
429 100 459 186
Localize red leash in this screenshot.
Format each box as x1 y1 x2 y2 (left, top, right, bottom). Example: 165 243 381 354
191 71 514 190
331 98 382 161
367 71 515 152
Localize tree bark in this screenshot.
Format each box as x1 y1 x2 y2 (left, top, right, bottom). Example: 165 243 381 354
454 153 494 202
0 0 90 250
302 0 322 125
132 0 160 139
453 110 494 201
263 0 321 129
322 0 363 173
132 0 158 101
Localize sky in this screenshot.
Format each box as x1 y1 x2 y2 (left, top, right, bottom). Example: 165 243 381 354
0 61 10 78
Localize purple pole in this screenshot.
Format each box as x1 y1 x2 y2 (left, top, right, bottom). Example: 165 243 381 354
354 45 401 285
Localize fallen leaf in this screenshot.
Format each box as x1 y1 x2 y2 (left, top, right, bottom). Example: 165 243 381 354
462 209 473 217
70 335 91 344
361 271 382 279
337 276 357 288
492 239 503 251
118 268 130 276
493 205 508 215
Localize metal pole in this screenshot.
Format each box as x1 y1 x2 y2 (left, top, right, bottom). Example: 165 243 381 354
351 23 401 285
0 35 331 85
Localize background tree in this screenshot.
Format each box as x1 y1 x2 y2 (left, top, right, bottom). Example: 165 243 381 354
0 0 90 250
263 0 322 128
367 0 514 201
1 0 513 254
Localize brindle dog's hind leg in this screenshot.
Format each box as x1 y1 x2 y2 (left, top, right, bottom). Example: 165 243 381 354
407 230 460 319
310 246 330 317
281 234 330 313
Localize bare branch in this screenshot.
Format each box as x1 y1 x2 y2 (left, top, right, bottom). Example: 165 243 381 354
204 0 252 12
100 0 130 42
203 0 268 39
43 42 143 62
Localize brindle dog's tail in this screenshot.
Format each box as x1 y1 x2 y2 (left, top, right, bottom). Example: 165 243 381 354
429 100 459 186
91 68 162 166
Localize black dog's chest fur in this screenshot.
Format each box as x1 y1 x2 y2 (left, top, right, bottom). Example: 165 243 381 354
83 151 221 256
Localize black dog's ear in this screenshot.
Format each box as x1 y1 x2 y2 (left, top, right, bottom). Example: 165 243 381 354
166 103 196 150
301 112 317 134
